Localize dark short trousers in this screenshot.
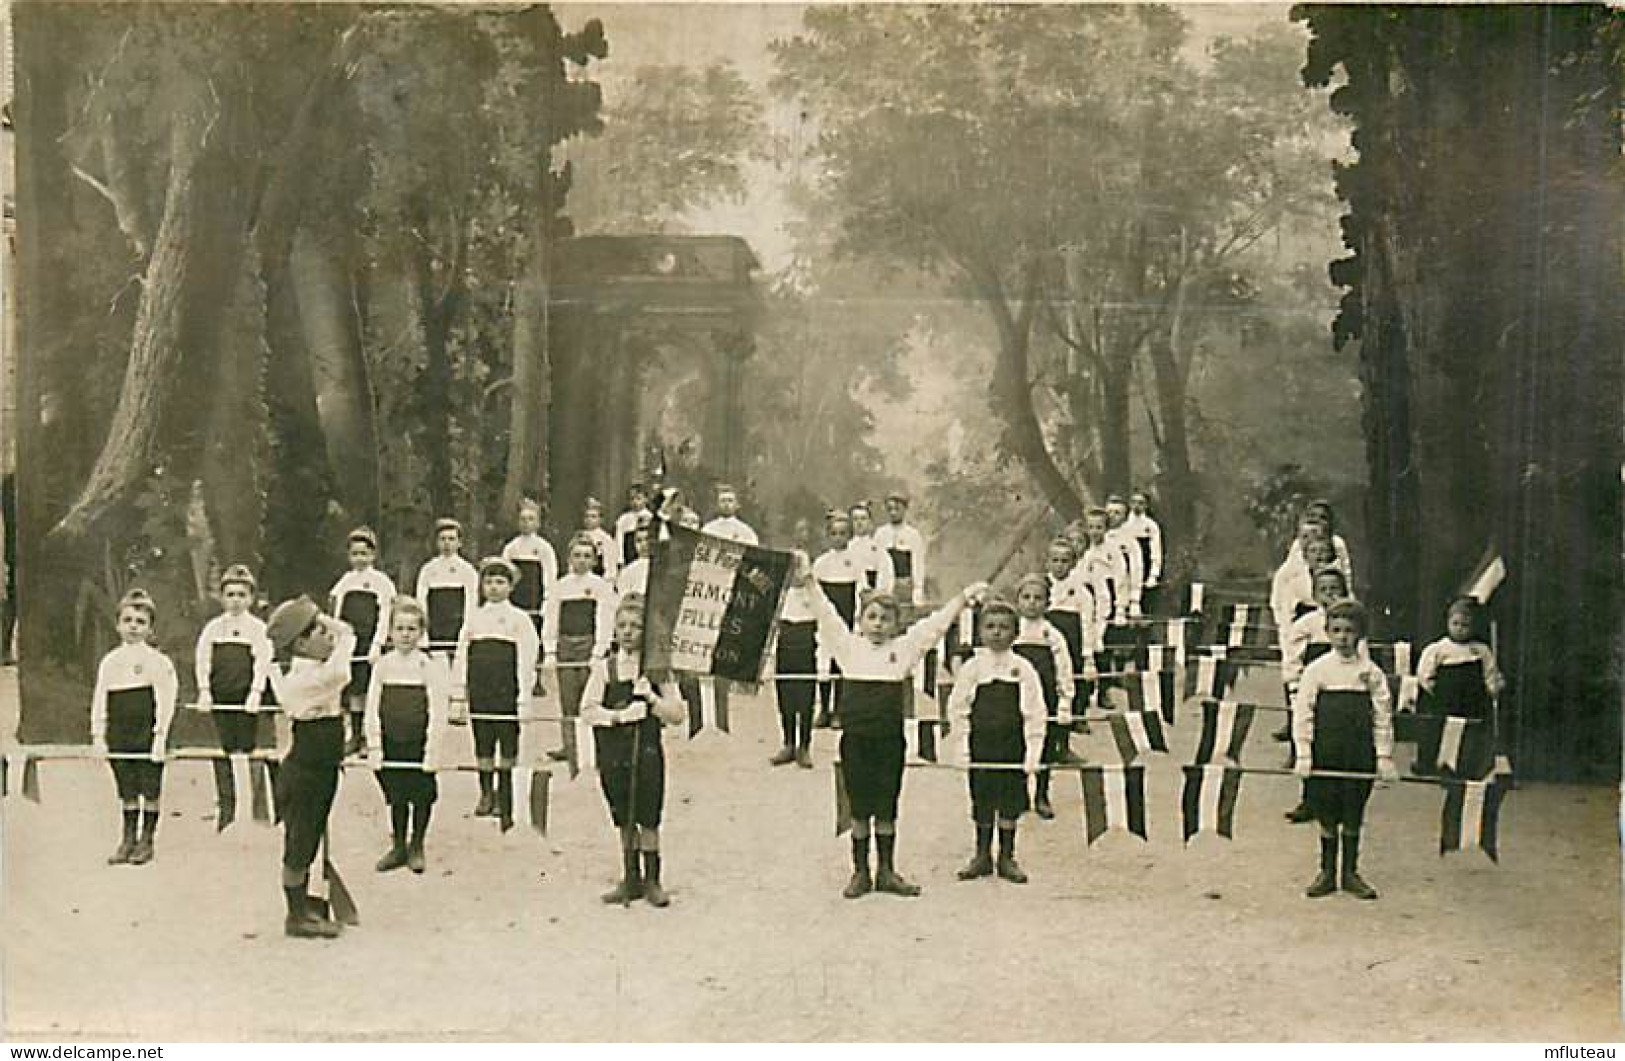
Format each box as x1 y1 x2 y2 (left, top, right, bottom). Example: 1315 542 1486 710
277 717 344 873
840 726 906 822
111 759 163 801
473 718 519 760
595 721 665 829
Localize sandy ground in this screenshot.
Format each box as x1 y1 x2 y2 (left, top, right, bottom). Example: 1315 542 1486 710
2 663 1620 1042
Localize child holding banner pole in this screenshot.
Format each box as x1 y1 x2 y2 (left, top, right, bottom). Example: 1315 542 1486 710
790 553 986 900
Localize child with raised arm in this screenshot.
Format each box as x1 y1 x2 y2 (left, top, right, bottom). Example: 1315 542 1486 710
329 526 396 755
1012 573 1079 820
950 597 1047 883
196 564 274 830
502 498 557 640
792 552 985 899
1414 597 1506 779
92 589 178 865
582 594 687 907
1292 598 1395 900
365 597 449 873
454 557 540 830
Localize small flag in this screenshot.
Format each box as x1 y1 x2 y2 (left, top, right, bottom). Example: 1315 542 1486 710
688 677 731 737
565 718 597 779
1078 764 1148 844
248 756 270 823
1395 641 1413 677
1440 777 1506 861
1181 764 1243 842
1397 675 1421 713
1194 700 1256 765
1494 754 1513 778
22 755 39 803
907 718 940 763
1461 546 1506 604
312 833 360 926
1437 717 1467 772
1 754 8 797
526 768 551 835
1188 582 1205 615
834 765 852 836
1227 604 1250 649
1124 669 1178 726
1108 711 1167 761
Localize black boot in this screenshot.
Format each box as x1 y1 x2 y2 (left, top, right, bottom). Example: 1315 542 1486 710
642 851 670 908
770 744 797 766
130 809 158 865
284 885 341 938
377 803 410 871
843 834 873 899
1305 834 1337 898
873 832 920 897
957 823 994 880
1033 772 1055 820
475 770 495 817
109 808 139 865
496 770 515 832
212 758 237 832
602 838 644 904
996 825 1028 884
408 803 430 874
1340 832 1378 900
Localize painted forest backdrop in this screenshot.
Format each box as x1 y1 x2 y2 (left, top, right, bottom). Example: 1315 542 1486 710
9 4 1621 779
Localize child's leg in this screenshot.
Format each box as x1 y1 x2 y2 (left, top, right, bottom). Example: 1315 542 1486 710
1339 781 1377 898
110 761 140 863
996 812 1027 883
473 719 496 814
639 823 668 907
959 773 995 879
495 725 518 831
129 766 162 864
410 797 432 848
845 817 873 898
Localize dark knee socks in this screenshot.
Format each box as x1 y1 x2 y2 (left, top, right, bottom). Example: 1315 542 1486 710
390 802 410 846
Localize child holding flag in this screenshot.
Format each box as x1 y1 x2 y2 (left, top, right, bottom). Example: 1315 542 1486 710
791 553 986 899
581 594 686 907
91 589 178 865
1292 598 1395 900
949 597 1046 883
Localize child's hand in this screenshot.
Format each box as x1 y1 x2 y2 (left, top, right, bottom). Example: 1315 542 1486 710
148 746 166 764
963 581 990 604
1490 674 1507 696
197 693 213 712
788 551 812 588
1023 756 1041 776
1083 664 1099 682
1377 757 1399 784
366 750 383 771
1128 602 1143 620
1292 757 1311 779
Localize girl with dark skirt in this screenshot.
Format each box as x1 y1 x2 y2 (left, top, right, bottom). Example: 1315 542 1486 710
581 594 686 907
792 553 985 900
1291 598 1395 900
365 598 449 874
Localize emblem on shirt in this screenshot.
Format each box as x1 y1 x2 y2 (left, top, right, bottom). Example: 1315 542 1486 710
888 652 897 665
1009 667 1019 679
133 664 144 676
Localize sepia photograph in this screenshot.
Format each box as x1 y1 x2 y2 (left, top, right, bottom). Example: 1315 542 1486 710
0 0 1620 1044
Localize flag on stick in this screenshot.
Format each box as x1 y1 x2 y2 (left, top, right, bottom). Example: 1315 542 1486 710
834 766 852 836
21 755 39 803
687 677 731 736
248 757 271 823
643 526 793 682
1188 582 1205 616
1108 711 1167 762
1185 649 1234 701
1194 700 1256 766
1079 764 1149 844
1461 545 1506 604
906 718 941 763
1124 668 1178 726
1181 764 1244 842
1440 777 1507 861
526 768 551 835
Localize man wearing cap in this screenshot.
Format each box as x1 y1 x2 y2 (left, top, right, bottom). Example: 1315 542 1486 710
452 556 539 830
267 597 356 939
874 492 928 609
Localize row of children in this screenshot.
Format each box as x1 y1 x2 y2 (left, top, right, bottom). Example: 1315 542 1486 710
1264 500 1506 899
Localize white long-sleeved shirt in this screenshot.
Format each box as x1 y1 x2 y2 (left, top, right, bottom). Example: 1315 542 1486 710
329 567 397 661
1270 559 1316 644
947 648 1048 767
364 648 451 769
613 509 646 563
1416 638 1504 697
807 581 965 681
580 649 686 729
1286 534 1354 586
1077 543 1127 623
194 611 274 709
271 621 357 724
847 535 896 595
812 548 865 616
1014 615 1075 719
1047 569 1105 654
542 571 617 659
702 515 759 547
582 527 622 578
452 600 540 711
1105 525 1144 611
1123 512 1164 586
874 522 928 606
615 558 649 599
1291 650 1393 765
415 554 480 647
501 533 558 609
91 642 179 751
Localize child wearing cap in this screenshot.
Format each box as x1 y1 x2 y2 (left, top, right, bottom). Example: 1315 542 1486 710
1292 598 1395 900
91 589 179 865
329 526 397 755
791 553 986 899
949 597 1046 883
581 499 622 579
1012 572 1080 820
544 534 618 763
365 597 449 872
502 499 558 641
196 564 275 830
414 518 479 658
266 596 355 939
453 556 539 829
873 492 927 609
582 594 687 907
